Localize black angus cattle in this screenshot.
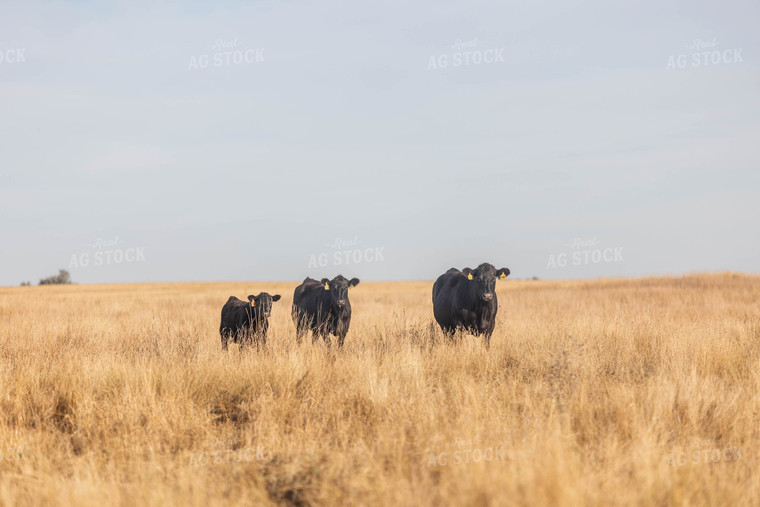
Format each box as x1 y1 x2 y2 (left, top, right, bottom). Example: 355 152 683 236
219 292 281 350
292 275 360 346
432 263 510 347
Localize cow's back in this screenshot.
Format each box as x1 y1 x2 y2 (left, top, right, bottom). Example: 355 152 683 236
292 278 326 325
221 296 250 331
221 296 242 318
433 268 459 302
433 269 465 327
293 278 322 308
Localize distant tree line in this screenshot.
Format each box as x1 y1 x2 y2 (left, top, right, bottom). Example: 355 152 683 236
20 269 73 286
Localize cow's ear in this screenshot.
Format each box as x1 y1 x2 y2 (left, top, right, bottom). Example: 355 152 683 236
320 278 330 290
272 295 281 302
462 267 474 280
349 278 360 287
247 295 256 302
497 268 511 280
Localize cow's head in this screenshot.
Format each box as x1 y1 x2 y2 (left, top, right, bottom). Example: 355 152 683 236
320 275 360 309
462 263 510 303
248 292 281 318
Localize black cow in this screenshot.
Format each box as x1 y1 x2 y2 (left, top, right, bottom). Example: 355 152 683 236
291 275 360 346
432 263 510 347
219 292 281 350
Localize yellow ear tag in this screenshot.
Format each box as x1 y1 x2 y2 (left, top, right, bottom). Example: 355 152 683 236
324 282 330 290
251 300 256 306
467 273 473 280
499 273 506 279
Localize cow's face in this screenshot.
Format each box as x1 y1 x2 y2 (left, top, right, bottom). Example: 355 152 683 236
462 263 510 303
248 293 281 318
320 275 360 309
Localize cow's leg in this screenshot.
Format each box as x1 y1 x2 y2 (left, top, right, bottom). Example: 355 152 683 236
256 322 267 350
241 332 252 351
318 324 331 347
482 321 495 349
311 328 320 344
312 322 323 345
336 321 348 347
237 329 249 351
296 327 308 345
294 318 305 344
334 318 350 348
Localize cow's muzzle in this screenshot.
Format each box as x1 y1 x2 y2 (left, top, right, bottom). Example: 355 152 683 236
337 299 346 307
481 293 493 302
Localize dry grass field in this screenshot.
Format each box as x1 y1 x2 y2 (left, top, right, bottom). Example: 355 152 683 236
0 273 758 506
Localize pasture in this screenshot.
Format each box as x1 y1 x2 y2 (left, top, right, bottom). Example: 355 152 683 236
0 273 758 506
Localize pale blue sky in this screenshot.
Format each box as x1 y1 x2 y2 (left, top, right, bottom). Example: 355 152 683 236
1 0 758 285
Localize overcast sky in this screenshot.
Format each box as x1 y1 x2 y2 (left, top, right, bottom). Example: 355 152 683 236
1 0 758 285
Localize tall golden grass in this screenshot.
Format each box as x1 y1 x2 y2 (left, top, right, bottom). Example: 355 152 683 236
0 273 758 506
